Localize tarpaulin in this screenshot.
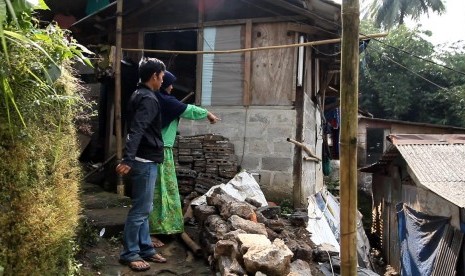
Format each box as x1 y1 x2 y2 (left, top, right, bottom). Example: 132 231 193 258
397 203 450 276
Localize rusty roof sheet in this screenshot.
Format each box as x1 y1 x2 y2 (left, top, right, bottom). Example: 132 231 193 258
363 134 465 208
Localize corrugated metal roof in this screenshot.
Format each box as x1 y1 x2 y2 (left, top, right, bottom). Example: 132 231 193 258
396 143 465 208
363 134 465 208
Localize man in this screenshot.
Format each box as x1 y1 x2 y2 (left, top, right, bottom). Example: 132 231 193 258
116 57 167 271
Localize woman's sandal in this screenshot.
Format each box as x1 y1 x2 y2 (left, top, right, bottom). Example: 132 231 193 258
119 259 151 271
143 253 167 263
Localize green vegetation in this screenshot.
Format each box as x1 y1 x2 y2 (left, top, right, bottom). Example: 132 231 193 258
0 1 91 274
359 21 465 127
363 0 445 29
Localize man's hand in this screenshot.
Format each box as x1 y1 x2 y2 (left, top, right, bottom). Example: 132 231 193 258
207 112 220 124
116 163 131 176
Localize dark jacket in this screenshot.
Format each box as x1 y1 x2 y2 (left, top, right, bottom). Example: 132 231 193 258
122 83 164 164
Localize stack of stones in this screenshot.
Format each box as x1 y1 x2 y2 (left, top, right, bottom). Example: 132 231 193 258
173 134 238 197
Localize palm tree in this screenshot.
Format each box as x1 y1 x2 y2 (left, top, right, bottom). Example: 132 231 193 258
364 0 445 29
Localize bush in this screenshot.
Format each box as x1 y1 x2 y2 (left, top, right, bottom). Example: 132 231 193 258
0 8 91 274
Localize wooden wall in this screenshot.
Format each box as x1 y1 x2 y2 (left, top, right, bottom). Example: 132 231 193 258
251 22 297 106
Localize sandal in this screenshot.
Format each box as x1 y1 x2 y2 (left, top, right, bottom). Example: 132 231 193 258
151 236 165 248
119 259 151 271
143 253 167 263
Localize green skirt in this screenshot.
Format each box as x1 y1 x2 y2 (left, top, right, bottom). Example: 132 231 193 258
149 147 184 234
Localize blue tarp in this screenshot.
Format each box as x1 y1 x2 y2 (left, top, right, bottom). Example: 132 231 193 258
397 203 450 276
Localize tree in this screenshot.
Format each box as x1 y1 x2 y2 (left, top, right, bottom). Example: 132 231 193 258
359 21 465 127
364 0 445 29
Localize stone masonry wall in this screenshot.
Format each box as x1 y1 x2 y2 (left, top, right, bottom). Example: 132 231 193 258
178 107 296 203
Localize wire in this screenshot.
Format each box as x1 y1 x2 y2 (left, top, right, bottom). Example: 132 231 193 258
364 34 465 77
368 47 447 90
242 0 465 77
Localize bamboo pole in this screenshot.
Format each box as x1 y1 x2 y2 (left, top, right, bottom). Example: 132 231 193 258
122 33 387 55
115 0 124 196
340 0 360 274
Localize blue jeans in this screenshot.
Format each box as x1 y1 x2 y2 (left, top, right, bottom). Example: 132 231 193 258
120 161 157 262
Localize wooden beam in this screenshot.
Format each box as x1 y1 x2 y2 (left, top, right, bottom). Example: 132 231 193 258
287 22 319 35
115 0 124 195
259 0 317 21
243 20 252 106
195 0 204 105
125 16 309 33
125 0 163 21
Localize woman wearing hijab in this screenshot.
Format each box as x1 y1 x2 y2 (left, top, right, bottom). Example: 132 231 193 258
149 71 220 247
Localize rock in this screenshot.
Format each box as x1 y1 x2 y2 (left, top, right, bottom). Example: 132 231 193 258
229 215 267 236
206 187 256 221
243 238 294 276
217 256 246 276
285 239 313 262
194 205 218 226
214 240 239 259
289 211 308 227
221 202 255 221
245 197 263 208
257 206 282 219
223 229 247 242
288 259 312 276
205 215 230 237
265 218 286 233
313 243 339 262
237 234 271 255
266 227 280 241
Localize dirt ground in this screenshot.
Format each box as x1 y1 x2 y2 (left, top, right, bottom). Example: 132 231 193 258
76 224 325 276
77 234 213 276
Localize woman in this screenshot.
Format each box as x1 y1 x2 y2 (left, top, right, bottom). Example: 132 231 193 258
149 71 219 247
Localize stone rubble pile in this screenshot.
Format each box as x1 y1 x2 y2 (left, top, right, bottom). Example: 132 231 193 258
192 187 317 276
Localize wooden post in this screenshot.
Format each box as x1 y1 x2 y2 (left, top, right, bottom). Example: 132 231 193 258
243 20 252 106
340 0 360 274
195 0 204 105
115 0 124 195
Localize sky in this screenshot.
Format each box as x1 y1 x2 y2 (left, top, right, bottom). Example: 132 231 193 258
411 0 465 45
332 0 465 46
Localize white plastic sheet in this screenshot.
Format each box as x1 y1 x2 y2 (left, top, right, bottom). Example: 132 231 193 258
190 171 268 207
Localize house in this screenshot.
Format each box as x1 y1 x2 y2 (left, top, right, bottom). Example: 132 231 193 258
42 0 344 206
357 116 465 192
361 134 465 275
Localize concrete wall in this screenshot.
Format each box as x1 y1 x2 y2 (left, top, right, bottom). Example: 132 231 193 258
299 92 322 206
178 106 296 203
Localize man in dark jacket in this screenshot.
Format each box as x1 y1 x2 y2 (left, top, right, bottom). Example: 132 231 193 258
116 57 167 271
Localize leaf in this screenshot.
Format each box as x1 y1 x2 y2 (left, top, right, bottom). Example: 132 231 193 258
4 30 58 67
35 0 49 10
0 0 6 24
0 23 10 65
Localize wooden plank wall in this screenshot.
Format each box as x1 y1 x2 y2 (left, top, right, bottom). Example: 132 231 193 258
251 22 296 106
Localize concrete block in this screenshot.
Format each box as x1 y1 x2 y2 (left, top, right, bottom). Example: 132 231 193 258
274 112 296 124
247 139 271 154
245 123 268 138
249 112 270 124
258 171 272 187
262 157 292 172
217 111 246 125
267 127 295 142
273 142 293 156
272 172 293 187
240 156 260 170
